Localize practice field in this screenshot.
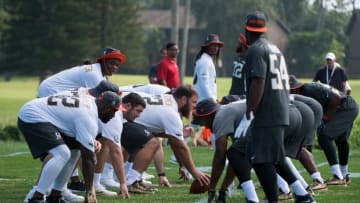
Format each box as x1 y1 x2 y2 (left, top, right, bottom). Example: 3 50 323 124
1 75 360 126
0 141 360 202
0 75 360 202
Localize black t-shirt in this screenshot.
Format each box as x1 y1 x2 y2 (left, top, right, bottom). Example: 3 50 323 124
313 66 347 92
229 55 247 95
245 38 290 127
302 82 345 112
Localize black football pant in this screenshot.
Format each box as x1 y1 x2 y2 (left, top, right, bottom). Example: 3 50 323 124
318 132 349 166
253 158 297 202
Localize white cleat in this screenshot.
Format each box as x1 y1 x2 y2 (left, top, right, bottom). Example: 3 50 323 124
63 188 84 202
100 177 120 189
142 172 155 180
95 184 118 196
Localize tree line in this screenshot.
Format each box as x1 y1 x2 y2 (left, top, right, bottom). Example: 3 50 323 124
0 0 354 80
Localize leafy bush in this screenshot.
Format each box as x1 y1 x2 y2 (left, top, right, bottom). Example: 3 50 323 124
0 125 23 141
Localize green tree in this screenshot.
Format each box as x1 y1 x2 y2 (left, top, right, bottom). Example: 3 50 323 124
191 0 278 76
0 0 146 80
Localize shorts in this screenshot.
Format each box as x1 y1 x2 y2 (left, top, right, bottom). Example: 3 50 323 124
18 118 65 160
294 94 323 145
247 125 286 164
319 96 359 139
121 122 154 154
229 133 249 155
284 104 303 159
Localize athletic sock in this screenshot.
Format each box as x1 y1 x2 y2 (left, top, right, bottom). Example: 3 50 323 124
94 173 101 186
276 174 290 194
290 180 307 196
285 157 308 188
340 165 348 177
102 162 114 179
241 180 259 202
37 145 70 195
126 168 141 185
331 164 343 179
311 172 324 183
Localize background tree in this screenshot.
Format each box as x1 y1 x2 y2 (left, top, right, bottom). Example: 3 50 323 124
0 0 146 81
191 0 277 76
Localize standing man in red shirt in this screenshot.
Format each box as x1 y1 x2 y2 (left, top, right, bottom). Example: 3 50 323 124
157 42 180 89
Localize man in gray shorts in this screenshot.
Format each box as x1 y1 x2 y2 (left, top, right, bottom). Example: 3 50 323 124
18 89 120 203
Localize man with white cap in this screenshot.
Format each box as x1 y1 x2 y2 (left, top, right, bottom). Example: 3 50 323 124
313 52 348 94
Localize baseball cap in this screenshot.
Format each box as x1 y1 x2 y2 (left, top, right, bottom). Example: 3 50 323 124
99 91 121 110
88 80 121 97
96 47 126 64
201 34 224 48
289 75 304 90
194 98 220 117
325 52 336 60
245 11 267 33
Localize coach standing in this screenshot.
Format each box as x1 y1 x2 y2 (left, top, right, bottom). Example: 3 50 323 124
243 11 314 203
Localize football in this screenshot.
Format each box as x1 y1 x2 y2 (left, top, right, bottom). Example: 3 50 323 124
189 179 210 194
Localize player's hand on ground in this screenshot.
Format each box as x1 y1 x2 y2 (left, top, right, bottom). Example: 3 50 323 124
193 170 210 186
84 191 97 203
118 184 130 199
159 176 172 187
94 140 102 153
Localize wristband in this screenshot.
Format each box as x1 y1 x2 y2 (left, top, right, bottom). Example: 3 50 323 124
158 172 166 177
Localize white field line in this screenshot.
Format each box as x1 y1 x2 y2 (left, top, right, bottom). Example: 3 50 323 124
0 151 29 157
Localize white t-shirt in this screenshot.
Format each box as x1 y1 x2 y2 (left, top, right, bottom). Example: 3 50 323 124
193 53 217 102
37 63 105 97
98 111 123 147
19 89 99 152
125 92 184 141
120 84 171 95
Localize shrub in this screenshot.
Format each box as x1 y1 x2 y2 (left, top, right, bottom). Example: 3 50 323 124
0 125 23 141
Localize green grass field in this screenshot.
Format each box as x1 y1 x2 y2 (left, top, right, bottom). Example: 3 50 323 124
0 75 360 202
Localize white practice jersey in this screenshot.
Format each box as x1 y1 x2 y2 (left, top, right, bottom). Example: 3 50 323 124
37 63 105 97
120 84 171 95
193 53 217 102
98 111 123 147
19 88 99 152
126 91 184 141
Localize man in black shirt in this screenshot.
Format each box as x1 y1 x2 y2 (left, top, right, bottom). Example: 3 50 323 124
243 11 314 203
290 75 358 186
313 52 348 94
228 33 248 96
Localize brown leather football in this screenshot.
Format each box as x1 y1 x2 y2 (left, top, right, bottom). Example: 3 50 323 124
189 179 210 194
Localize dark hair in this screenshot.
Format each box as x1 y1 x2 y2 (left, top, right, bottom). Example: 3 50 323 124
194 47 220 64
166 42 177 50
173 84 197 99
122 93 146 108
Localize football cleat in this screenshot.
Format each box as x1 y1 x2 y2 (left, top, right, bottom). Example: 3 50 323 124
24 186 37 203
325 175 347 186
100 177 120 189
62 189 84 202
95 184 117 196
294 193 316 203
67 181 85 193
310 179 327 192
